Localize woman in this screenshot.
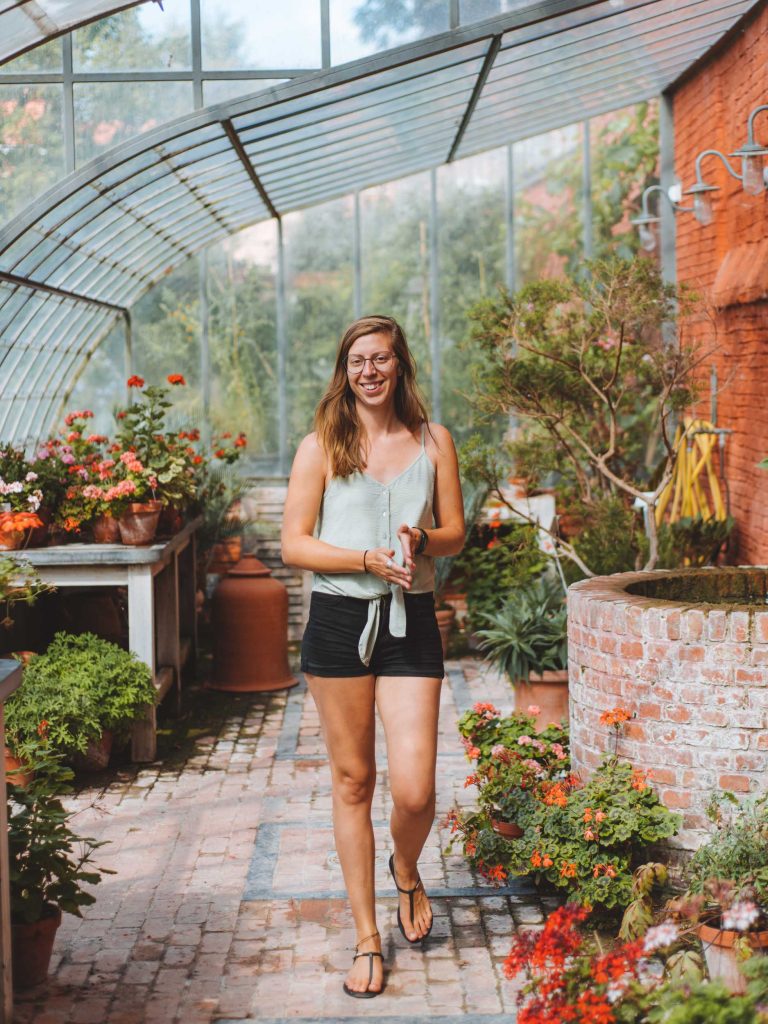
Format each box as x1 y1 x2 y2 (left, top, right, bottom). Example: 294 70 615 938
281 314 464 998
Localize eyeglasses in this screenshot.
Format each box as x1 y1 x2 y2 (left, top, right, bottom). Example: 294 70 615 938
345 352 395 373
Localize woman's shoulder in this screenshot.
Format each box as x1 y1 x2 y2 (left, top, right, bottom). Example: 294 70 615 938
423 421 455 451
293 432 328 472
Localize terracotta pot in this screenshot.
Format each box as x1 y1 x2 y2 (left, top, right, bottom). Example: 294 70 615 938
118 500 162 546
490 817 523 839
557 512 585 541
697 921 768 994
12 907 62 988
72 730 113 771
210 555 296 692
25 506 51 548
514 669 569 730
92 513 121 543
158 505 184 536
208 535 243 574
4 745 35 788
0 525 25 550
435 605 457 660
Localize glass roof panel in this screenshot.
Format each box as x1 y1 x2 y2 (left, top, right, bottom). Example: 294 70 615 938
0 0 759 442
0 1 151 66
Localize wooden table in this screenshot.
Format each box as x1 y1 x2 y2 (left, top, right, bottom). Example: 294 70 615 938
0 658 23 1021
7 518 200 762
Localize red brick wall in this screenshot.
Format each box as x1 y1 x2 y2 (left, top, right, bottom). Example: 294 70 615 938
672 5 768 563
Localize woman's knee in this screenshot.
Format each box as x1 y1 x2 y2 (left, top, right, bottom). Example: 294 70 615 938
391 785 435 818
332 766 376 806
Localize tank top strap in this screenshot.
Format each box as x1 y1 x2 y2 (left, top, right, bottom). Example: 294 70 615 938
421 421 427 450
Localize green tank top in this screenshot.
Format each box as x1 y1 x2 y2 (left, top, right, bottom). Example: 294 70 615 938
313 424 436 666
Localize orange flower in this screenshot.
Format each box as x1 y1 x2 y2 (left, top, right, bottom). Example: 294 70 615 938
486 864 507 883
127 375 144 388
542 854 553 868
583 827 597 841
37 719 49 738
631 768 650 792
531 850 543 868
465 841 476 856
595 809 607 823
599 706 632 728
167 374 186 385
560 861 577 878
583 807 593 822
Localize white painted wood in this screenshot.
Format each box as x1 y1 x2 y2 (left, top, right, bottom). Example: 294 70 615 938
155 557 180 713
127 566 157 762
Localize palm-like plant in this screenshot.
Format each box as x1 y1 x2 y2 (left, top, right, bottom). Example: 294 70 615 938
475 576 567 682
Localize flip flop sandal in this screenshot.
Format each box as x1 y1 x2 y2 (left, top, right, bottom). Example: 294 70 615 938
388 852 433 944
342 931 384 998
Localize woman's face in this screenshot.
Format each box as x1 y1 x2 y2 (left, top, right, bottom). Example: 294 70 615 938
345 331 400 408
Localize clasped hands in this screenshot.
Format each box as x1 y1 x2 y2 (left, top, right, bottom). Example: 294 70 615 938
364 523 420 589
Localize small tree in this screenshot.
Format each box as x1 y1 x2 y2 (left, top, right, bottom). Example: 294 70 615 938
463 257 705 572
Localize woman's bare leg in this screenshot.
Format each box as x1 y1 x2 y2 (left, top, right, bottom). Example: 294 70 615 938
305 673 383 993
376 676 442 941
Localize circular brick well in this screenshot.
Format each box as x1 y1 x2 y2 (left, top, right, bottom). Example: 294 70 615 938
568 568 768 851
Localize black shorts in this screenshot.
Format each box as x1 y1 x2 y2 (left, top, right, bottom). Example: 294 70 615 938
300 591 444 679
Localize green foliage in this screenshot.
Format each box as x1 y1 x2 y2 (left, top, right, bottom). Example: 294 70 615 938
8 747 112 924
451 513 548 625
656 515 735 569
433 479 488 604
6 632 155 757
564 495 646 583
474 576 567 681
687 793 768 906
644 980 766 1024
457 702 569 768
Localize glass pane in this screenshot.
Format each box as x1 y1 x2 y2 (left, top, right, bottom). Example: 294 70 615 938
589 100 659 262
459 0 542 24
201 0 322 70
0 38 62 73
67 318 128 437
73 81 193 164
283 197 353 451
513 123 583 285
360 171 432 404
0 84 64 224
437 148 505 444
203 79 287 105
331 0 450 65
73 0 192 72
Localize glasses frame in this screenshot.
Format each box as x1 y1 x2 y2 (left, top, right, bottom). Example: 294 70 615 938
344 352 397 374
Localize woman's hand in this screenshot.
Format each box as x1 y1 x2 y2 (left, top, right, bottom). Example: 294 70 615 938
366 546 413 589
397 523 419 575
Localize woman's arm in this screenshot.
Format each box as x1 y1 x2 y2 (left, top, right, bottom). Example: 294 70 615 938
281 433 413 587
397 423 465 570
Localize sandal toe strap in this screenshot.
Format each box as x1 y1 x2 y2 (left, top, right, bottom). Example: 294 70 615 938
352 950 383 987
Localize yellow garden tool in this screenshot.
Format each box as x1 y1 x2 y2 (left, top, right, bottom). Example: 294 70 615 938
655 418 728 526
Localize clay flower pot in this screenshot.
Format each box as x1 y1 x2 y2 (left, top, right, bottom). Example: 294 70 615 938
118 500 162 546
92 513 121 543
514 669 569 730
72 730 114 772
12 907 62 989
4 745 35 788
490 817 523 839
697 921 768 995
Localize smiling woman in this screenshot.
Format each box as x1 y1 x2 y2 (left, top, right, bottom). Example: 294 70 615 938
281 313 464 998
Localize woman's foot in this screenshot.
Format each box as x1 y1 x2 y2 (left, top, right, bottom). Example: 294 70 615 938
390 852 433 942
343 930 384 997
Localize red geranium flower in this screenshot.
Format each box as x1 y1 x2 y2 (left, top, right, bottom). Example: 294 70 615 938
127 375 144 388
167 374 186 385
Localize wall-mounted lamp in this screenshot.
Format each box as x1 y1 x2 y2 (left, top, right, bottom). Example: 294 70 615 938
631 184 692 252
683 103 768 225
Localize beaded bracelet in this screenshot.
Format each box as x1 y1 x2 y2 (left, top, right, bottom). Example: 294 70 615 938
414 527 428 555
363 549 369 572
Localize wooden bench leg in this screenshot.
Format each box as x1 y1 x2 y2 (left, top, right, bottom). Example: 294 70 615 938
128 566 157 763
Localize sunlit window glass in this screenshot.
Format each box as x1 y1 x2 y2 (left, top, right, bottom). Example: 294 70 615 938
73 0 192 72
203 79 287 105
330 0 449 65
201 0 322 70
74 82 193 164
0 85 64 222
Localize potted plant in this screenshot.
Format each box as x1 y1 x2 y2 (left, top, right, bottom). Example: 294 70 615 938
461 257 704 575
5 631 155 769
683 792 768 994
474 575 568 728
0 445 44 549
8 746 111 987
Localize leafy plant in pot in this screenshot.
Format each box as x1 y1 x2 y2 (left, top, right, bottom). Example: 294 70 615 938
682 792 768 994
5 631 155 770
474 575 568 730
8 745 111 987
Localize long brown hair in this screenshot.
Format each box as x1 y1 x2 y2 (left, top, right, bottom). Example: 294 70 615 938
315 315 430 478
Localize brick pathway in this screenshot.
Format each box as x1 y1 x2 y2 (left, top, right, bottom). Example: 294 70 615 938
14 659 555 1023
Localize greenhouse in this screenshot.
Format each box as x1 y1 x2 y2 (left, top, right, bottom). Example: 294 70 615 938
1 0 768 1021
